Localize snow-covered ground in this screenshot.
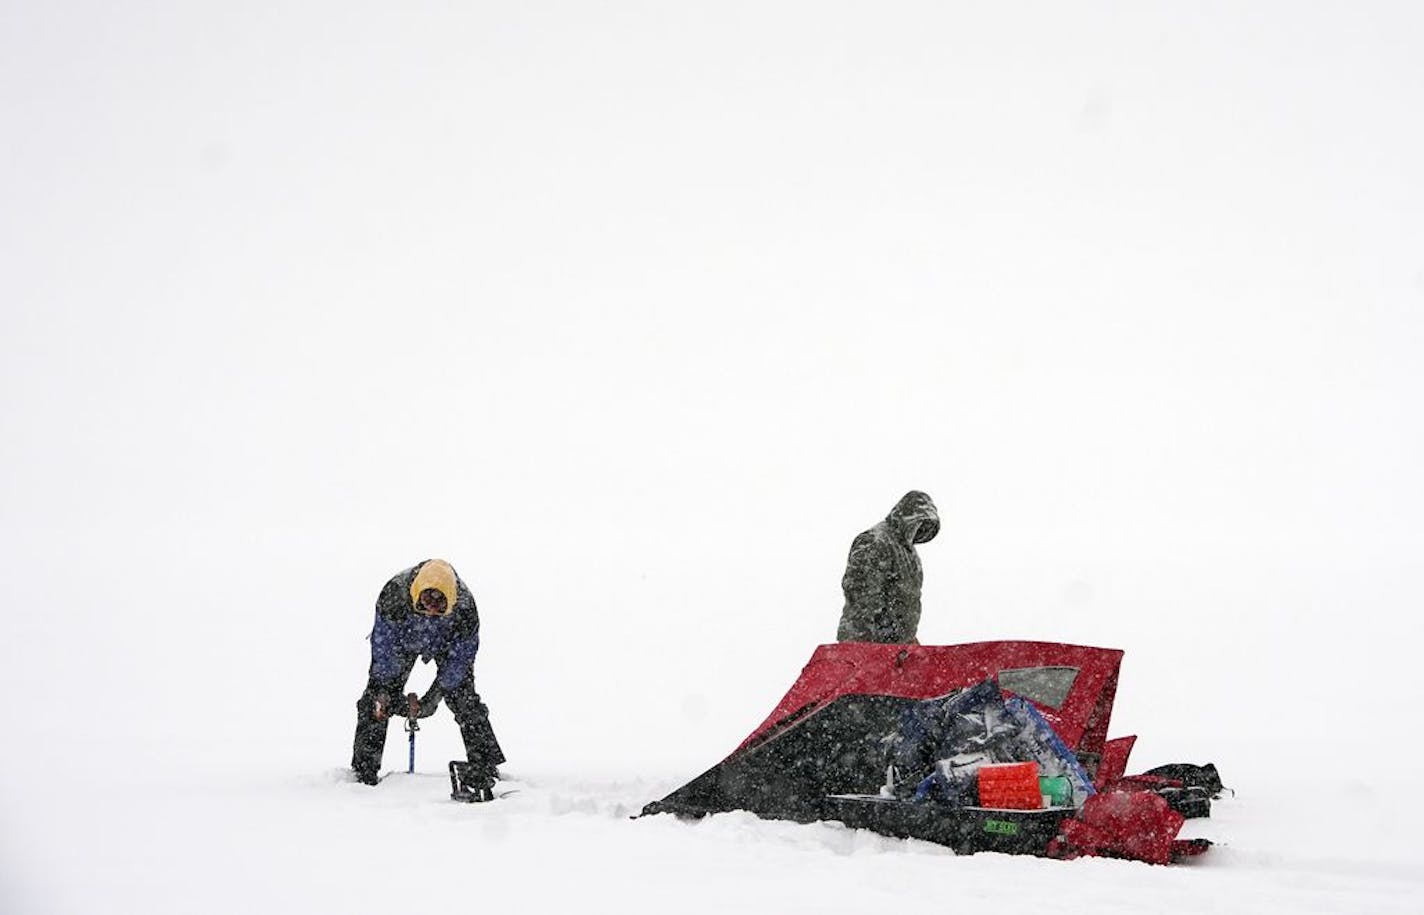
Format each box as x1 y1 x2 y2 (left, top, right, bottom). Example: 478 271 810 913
3 680 1422 913
3 532 1422 912
4 2 1423 912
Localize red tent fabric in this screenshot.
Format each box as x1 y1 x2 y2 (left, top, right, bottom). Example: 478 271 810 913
740 641 1126 764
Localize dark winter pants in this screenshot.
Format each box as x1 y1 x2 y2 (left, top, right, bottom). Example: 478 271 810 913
351 661 505 780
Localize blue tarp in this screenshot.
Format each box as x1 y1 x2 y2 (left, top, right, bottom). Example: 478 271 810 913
885 679 1096 806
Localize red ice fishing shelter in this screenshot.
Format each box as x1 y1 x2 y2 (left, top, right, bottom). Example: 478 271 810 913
642 641 1184 859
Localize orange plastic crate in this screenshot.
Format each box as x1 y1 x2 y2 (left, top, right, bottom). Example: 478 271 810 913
977 761 1043 809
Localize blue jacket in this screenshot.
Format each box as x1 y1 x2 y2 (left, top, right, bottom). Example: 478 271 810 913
368 562 481 692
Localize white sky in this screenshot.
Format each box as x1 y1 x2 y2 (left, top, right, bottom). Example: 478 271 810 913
2 2 1422 771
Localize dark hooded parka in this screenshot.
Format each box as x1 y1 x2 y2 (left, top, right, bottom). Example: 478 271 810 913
836 491 940 643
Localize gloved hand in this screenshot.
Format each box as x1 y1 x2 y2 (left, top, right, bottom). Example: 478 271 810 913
414 684 443 718
372 693 394 721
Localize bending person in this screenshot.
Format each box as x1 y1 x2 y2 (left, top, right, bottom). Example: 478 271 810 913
351 558 505 790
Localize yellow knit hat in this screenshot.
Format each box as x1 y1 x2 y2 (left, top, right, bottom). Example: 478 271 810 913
410 559 457 616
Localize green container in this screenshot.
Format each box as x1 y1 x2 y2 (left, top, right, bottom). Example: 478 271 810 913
1039 775 1072 808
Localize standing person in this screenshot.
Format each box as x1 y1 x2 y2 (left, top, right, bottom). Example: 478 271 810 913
836 491 940 644
351 558 505 790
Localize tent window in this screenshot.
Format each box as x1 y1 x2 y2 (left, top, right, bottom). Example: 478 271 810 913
997 666 1079 709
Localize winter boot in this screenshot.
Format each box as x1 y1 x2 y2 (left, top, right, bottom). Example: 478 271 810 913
449 760 497 802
